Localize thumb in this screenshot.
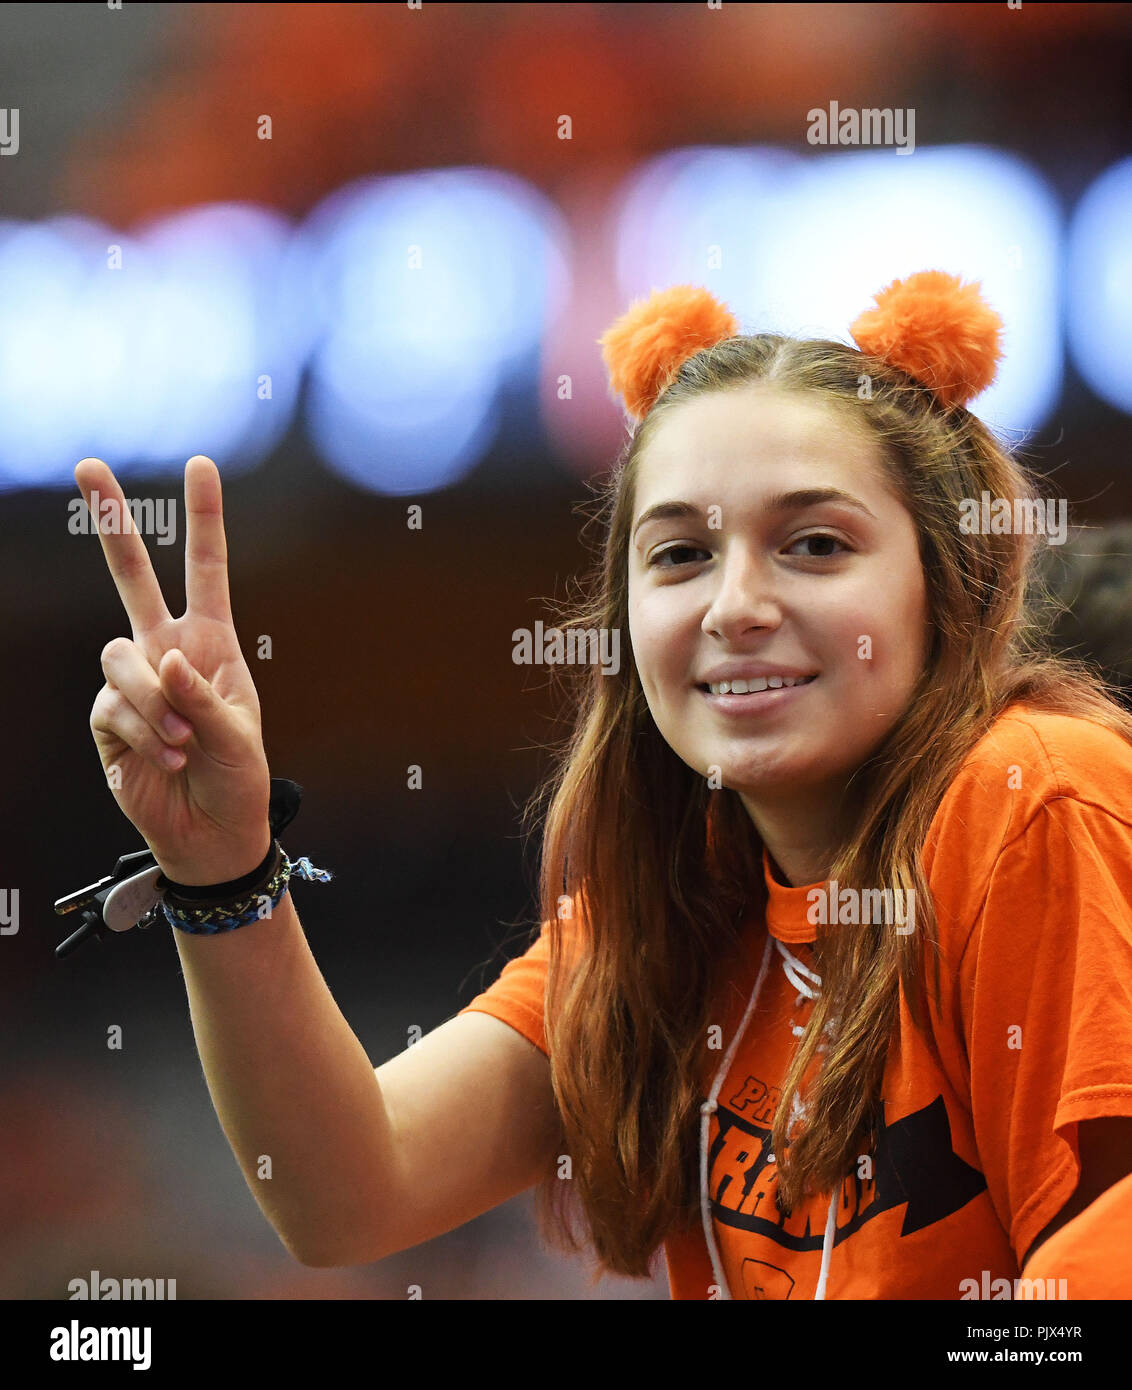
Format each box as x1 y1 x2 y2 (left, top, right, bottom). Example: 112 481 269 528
159 650 245 762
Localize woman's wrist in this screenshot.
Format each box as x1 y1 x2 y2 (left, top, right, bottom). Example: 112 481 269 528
156 828 275 891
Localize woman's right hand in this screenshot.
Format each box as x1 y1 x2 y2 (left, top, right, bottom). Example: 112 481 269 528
78 455 273 886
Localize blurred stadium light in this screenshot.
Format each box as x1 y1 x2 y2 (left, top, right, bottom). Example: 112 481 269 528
0 204 298 490
300 166 570 495
2 148 1131 495
1066 155 1132 417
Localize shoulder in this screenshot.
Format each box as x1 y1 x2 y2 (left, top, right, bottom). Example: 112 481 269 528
982 705 1132 806
926 704 1132 850
922 704 1132 938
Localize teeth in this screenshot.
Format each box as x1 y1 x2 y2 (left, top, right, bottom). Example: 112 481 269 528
708 675 814 696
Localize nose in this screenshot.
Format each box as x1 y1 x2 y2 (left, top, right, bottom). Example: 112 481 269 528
702 542 783 642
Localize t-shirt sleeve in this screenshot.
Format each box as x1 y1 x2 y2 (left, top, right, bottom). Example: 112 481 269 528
957 795 1132 1268
1019 1169 1132 1296
456 918 554 1057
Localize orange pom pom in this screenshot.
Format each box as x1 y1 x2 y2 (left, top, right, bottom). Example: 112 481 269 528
850 269 1004 409
598 284 740 422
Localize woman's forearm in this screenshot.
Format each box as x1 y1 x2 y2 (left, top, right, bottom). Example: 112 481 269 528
171 890 394 1266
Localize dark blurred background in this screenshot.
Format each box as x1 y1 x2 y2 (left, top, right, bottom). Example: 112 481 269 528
2 2 1131 1300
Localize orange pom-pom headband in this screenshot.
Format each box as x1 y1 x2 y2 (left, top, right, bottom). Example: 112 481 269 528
597 269 1005 422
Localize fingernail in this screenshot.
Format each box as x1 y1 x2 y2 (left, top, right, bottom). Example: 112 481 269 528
162 747 186 771
164 713 192 739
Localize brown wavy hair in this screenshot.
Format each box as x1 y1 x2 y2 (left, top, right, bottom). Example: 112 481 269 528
521 333 1132 1283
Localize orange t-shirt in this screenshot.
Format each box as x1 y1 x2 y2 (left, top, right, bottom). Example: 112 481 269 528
457 704 1132 1298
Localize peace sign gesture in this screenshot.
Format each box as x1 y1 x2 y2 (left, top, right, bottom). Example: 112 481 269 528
78 455 272 886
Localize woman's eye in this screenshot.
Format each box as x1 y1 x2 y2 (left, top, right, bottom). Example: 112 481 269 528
648 535 849 568
649 544 709 568
787 533 848 559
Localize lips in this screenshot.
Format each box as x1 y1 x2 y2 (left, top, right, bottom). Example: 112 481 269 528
695 674 819 717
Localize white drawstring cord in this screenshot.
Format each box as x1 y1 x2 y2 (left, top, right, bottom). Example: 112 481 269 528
699 932 838 1299
814 1189 838 1299
700 932 773 1299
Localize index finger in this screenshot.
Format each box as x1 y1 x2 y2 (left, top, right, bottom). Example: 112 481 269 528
74 457 174 636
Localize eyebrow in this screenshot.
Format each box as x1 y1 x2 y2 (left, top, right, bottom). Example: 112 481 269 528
631 488 879 546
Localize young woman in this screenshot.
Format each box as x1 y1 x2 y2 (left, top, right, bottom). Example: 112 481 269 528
76 270 1132 1300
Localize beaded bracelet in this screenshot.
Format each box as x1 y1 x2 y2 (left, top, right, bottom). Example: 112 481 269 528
158 839 333 935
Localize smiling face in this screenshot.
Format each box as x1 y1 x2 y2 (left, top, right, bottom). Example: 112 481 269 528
626 383 931 881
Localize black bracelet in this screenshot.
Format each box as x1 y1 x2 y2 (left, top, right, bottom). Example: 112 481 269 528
159 836 277 902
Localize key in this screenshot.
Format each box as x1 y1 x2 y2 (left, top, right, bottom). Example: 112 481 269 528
53 848 160 957
53 849 156 918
